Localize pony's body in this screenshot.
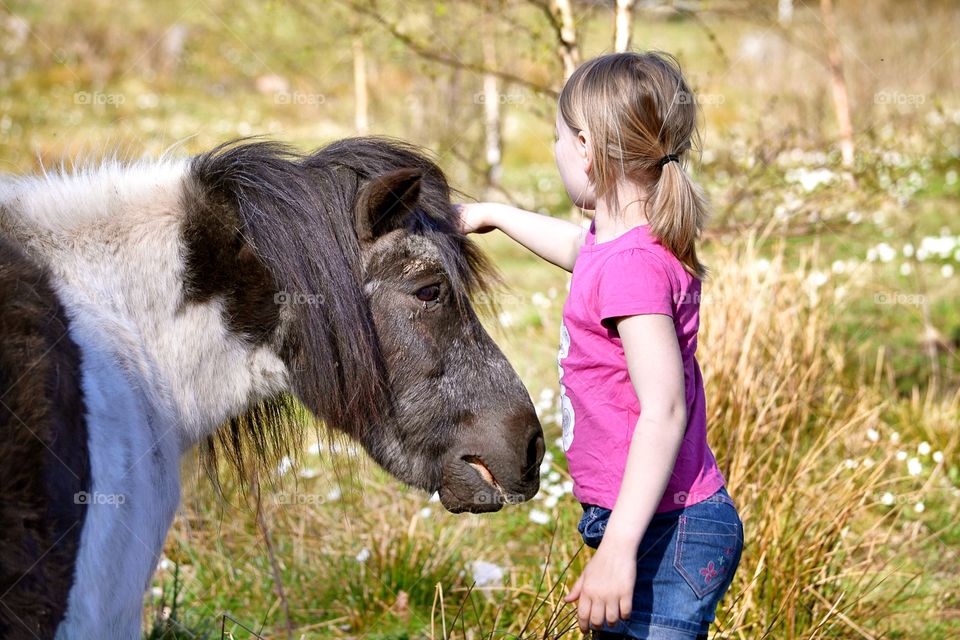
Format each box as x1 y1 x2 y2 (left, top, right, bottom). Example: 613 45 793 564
0 139 543 639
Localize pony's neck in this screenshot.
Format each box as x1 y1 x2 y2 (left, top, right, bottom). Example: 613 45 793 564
0 162 290 447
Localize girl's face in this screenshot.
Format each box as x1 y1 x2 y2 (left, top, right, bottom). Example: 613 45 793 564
554 112 596 210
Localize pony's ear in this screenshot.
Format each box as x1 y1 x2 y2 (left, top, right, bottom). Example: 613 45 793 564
355 168 422 244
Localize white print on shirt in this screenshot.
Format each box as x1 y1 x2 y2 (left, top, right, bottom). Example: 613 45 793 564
557 321 576 451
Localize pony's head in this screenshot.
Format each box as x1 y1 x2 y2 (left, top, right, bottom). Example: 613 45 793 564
187 138 543 513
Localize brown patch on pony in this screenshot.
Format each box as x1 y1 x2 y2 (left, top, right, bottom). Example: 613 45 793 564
0 235 91 638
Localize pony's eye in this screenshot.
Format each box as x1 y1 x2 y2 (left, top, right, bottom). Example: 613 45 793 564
415 284 441 303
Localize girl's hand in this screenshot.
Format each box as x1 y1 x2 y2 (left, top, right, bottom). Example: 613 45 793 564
564 541 636 633
454 203 496 234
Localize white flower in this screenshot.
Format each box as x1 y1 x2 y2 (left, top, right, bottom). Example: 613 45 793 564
498 311 514 327
918 441 931 456
531 292 551 309
896 450 907 461
807 270 829 289
544 495 559 509
914 502 925 513
326 487 342 501
299 467 318 479
529 509 550 525
933 451 944 463
881 492 895 506
151 586 163 599
419 507 432 519
470 560 504 587
844 458 858 469
890 431 900 444
907 457 922 476
786 167 836 192
863 457 875 468
902 243 914 257
548 471 561 483
866 428 880 442
275 456 293 476
754 258 771 274
899 263 912 276
831 260 846 274
942 264 955 278
356 548 370 563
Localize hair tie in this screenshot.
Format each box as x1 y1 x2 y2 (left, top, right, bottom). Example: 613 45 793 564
657 154 680 168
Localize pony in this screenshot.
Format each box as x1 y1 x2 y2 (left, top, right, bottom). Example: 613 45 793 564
0 137 544 639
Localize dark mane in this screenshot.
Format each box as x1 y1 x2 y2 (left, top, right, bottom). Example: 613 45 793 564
187 137 498 483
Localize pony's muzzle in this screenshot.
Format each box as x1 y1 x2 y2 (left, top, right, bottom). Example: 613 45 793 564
438 410 543 514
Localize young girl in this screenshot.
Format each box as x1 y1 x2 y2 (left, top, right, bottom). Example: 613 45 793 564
458 52 743 639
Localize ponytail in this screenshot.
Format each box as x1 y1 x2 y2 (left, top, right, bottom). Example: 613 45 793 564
650 155 709 280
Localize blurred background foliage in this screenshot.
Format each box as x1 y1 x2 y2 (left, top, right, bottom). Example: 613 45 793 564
2 0 958 638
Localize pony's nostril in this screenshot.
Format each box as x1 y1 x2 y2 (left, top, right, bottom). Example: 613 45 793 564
525 429 545 476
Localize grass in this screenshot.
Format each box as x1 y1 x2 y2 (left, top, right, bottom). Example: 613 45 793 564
2 0 958 637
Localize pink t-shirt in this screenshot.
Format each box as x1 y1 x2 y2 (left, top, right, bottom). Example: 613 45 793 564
558 220 725 513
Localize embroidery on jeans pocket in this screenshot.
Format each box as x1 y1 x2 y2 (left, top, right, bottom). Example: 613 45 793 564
578 507 609 546
674 514 737 599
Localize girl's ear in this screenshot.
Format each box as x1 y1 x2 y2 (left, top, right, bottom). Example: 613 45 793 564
578 129 593 175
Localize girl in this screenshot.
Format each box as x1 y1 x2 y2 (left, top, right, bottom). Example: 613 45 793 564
458 52 743 639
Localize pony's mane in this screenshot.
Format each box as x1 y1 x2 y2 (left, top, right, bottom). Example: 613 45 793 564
190 137 498 485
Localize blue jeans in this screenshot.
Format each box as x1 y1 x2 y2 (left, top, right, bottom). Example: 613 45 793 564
577 485 744 639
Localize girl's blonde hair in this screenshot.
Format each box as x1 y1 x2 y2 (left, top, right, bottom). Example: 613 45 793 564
558 51 709 279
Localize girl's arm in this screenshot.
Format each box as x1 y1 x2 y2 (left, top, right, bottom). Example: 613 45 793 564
564 313 688 632
457 202 585 272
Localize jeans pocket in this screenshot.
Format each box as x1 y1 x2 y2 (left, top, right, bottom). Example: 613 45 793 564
577 505 611 549
673 513 742 599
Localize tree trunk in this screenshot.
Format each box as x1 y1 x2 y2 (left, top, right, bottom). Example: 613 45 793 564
820 0 855 167
778 0 794 25
352 35 369 135
614 0 636 52
549 0 580 80
481 8 503 190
